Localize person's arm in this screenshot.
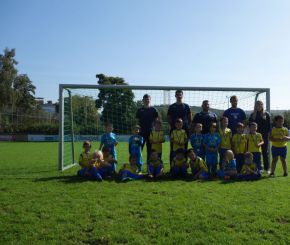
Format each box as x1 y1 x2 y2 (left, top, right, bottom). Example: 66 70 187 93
258 134 264 147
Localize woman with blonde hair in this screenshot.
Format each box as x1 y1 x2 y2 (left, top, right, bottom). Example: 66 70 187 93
249 100 271 173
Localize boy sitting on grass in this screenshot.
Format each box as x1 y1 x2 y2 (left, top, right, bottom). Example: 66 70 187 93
119 155 144 182
187 148 208 180
147 150 164 179
102 146 118 174
171 148 188 178
218 150 237 180
77 140 94 178
238 152 261 181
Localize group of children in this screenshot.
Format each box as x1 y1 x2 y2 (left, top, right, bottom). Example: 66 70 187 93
77 115 290 181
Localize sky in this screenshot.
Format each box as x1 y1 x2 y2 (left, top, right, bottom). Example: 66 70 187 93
0 0 290 109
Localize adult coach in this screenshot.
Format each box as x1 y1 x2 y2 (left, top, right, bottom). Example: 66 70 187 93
249 100 271 173
136 94 158 160
193 100 218 134
223 95 246 134
167 89 192 133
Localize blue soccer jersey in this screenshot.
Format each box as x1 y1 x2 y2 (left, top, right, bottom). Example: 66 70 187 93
190 133 205 158
101 133 118 159
203 133 221 153
129 135 143 156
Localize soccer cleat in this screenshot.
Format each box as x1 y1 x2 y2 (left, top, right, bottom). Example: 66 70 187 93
269 172 275 177
283 172 288 177
122 177 133 182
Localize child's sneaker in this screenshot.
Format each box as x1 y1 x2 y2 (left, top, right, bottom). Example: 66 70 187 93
269 172 275 177
283 172 288 177
122 177 133 182
148 174 153 178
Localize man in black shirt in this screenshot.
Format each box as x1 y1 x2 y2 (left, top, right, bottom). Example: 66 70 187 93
136 94 159 160
193 100 218 134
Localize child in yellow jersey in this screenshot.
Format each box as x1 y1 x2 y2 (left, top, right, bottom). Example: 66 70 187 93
247 122 264 173
119 155 144 181
89 150 113 181
102 146 118 174
147 150 164 179
78 141 94 177
270 115 290 177
149 120 165 159
187 148 208 180
232 123 247 173
170 118 188 162
171 148 188 177
219 116 232 169
238 152 261 180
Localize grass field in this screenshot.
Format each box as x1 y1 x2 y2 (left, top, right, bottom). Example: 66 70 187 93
1 142 290 245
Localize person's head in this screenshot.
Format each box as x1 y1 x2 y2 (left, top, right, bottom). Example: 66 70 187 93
83 140 91 152
154 119 162 131
132 125 140 135
225 150 234 161
105 123 113 133
210 122 217 133
244 152 254 164
150 150 159 161
194 123 202 134
220 116 228 128
230 95 238 108
143 94 151 107
175 148 185 159
175 89 183 103
129 155 137 165
175 118 183 130
202 100 209 112
249 122 258 133
102 146 111 157
93 150 103 160
187 148 196 161
254 100 264 113
274 115 284 128
236 122 244 134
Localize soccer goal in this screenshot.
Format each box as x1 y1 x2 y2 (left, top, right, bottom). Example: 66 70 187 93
58 84 270 170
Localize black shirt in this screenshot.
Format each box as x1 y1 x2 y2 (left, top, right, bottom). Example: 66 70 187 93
136 107 158 134
167 103 191 129
193 111 218 134
249 111 271 138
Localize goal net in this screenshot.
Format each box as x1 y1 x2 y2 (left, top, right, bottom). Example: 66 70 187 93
58 85 270 170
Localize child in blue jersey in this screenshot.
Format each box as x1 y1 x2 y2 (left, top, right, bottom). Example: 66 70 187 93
204 122 221 177
99 123 118 172
171 148 188 178
238 152 261 180
187 148 208 180
218 150 237 180
129 125 144 172
190 123 205 160
147 150 164 179
119 155 144 181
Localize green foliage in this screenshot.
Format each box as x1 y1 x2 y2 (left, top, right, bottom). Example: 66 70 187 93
1 142 290 244
95 74 137 134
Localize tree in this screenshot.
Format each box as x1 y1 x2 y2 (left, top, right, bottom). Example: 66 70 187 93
0 48 18 110
13 74 36 112
95 74 137 134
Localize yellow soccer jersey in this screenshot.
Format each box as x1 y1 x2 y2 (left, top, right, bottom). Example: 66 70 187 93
120 163 137 173
172 157 187 167
189 157 208 172
247 133 263 153
150 130 165 153
271 127 289 147
79 151 93 168
232 134 247 154
148 159 163 168
171 129 188 151
219 128 232 149
241 163 256 174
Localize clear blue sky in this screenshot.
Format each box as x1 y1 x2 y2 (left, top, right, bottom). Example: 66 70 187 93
1 0 290 109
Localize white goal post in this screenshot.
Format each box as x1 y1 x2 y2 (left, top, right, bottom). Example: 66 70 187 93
58 84 270 171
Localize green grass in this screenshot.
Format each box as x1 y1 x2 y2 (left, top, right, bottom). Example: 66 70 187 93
1 142 290 244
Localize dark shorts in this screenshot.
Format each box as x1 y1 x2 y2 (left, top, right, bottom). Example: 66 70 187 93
271 146 287 159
